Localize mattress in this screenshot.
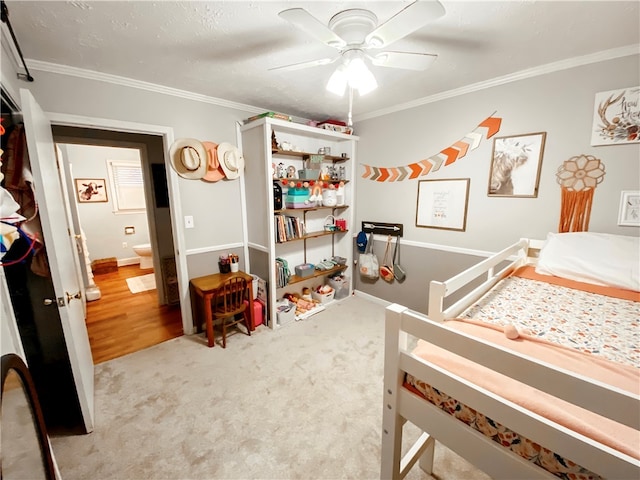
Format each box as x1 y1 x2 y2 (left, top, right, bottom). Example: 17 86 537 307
405 268 640 479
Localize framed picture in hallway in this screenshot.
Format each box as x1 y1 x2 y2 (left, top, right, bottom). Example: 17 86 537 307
75 178 108 203
488 132 546 197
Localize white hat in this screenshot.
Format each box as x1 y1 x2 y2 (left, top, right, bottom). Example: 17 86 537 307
169 138 208 179
217 142 245 180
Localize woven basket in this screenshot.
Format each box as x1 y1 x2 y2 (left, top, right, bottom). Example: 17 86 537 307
324 215 338 232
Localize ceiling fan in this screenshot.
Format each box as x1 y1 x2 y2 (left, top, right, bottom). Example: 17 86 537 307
271 0 446 97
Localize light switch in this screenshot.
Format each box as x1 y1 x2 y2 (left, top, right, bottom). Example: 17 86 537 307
184 215 194 229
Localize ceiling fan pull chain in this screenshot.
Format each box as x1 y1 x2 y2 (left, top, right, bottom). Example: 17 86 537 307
347 87 353 127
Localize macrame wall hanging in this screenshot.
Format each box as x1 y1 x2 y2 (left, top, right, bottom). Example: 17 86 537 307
555 154 605 233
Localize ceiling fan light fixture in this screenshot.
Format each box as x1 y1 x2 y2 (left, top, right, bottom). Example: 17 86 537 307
345 56 378 96
326 64 347 96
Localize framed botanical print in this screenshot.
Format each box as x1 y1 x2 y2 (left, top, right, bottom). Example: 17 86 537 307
618 190 640 226
591 86 640 146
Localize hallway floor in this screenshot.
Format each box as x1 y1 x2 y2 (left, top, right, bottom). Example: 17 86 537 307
86 264 183 364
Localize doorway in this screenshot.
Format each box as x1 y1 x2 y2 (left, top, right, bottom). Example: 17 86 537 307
52 126 183 363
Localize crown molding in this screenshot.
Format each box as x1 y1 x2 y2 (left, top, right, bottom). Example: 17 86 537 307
25 44 639 123
26 59 265 114
355 44 640 122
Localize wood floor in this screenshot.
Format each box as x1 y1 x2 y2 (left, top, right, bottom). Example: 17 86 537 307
86 264 183 364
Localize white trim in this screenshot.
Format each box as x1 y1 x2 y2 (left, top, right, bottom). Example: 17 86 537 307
353 289 391 307
117 257 140 267
44 112 192 336
29 59 265 113
25 46 638 124
352 232 494 258
236 121 250 272
356 45 640 122
185 243 245 257
247 241 270 253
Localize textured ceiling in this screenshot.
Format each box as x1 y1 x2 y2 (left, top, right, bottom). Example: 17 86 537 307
4 1 640 122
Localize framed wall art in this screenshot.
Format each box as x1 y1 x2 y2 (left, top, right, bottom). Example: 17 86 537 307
591 86 640 146
488 132 546 197
416 178 470 231
618 190 640 227
75 178 108 203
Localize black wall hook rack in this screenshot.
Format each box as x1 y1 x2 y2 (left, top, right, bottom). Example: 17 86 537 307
361 221 403 237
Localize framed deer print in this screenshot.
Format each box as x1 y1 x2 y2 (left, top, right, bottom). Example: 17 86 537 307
591 86 640 146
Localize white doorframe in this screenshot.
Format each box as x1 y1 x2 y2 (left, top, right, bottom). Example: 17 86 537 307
45 112 193 335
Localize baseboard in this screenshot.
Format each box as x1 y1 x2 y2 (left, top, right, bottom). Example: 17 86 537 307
354 290 391 307
117 257 140 267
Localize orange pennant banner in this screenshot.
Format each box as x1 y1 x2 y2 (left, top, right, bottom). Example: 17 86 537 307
377 168 390 182
478 116 502 138
360 115 502 181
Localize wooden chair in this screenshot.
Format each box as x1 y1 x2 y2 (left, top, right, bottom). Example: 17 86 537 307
209 276 250 348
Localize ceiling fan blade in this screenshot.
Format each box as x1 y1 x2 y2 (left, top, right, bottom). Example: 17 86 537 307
279 8 346 49
365 0 445 49
370 51 437 71
269 56 338 72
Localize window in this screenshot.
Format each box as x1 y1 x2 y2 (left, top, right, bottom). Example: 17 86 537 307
106 160 147 213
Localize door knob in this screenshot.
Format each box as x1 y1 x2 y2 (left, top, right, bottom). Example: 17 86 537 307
66 291 82 302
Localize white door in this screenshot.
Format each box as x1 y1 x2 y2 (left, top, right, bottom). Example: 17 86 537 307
20 88 94 432
55 145 88 317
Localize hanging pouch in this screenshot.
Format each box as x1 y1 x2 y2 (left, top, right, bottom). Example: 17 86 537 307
393 236 406 282
359 232 379 279
379 235 395 283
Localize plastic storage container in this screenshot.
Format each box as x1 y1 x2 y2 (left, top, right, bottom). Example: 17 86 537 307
276 301 296 326
295 263 315 278
312 288 335 304
328 275 350 300
285 187 310 208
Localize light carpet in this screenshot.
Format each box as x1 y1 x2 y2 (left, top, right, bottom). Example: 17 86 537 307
49 296 490 480
126 273 156 294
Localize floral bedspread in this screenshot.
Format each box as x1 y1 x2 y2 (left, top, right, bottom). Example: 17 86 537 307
460 276 639 367
406 276 640 480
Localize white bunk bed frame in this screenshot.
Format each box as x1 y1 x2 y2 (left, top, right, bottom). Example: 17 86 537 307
381 238 640 479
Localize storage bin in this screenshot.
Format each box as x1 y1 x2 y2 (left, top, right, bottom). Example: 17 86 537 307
312 289 335 304
298 169 319 180
276 302 296 326
328 275 350 300
285 187 310 208
295 263 315 278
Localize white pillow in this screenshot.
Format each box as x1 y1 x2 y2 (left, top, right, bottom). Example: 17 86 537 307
535 232 640 292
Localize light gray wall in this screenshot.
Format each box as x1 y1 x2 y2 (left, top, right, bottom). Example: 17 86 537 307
7 69 255 282
60 143 150 262
353 54 640 305
3 47 638 314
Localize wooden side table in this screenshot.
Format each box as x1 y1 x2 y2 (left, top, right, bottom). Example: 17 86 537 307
190 271 255 347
